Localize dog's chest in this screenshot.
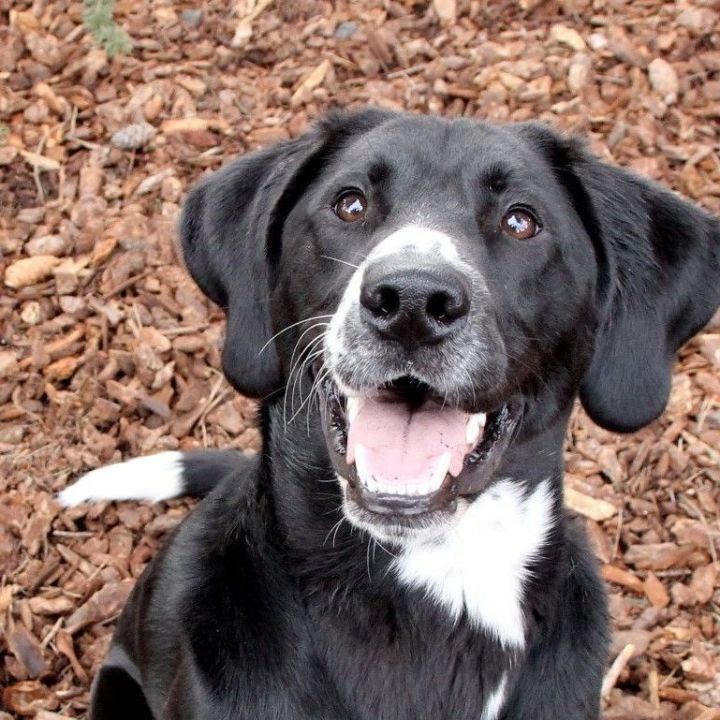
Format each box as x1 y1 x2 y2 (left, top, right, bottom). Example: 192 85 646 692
392 479 554 649
312 607 513 720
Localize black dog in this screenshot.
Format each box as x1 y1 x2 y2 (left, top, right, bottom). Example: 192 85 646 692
61 109 720 719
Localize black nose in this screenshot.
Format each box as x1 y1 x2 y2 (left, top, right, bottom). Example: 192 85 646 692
360 260 471 348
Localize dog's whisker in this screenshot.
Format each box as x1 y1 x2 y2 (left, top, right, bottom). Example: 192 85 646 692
286 355 328 428
287 344 326 427
283 331 327 428
306 363 330 435
257 314 333 356
320 254 361 270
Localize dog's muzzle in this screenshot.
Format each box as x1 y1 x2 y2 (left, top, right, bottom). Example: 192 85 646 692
318 256 520 520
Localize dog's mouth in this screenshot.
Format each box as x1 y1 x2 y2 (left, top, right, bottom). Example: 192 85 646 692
318 374 522 518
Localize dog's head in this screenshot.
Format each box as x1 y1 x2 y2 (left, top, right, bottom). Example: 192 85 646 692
181 110 719 543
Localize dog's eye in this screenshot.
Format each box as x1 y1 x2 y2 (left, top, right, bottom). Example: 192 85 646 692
334 191 367 223
500 207 540 240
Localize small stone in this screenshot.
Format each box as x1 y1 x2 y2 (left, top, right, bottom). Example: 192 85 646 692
25 235 67 257
334 21 358 39
0 426 24 444
110 122 157 151
160 175 183 203
5 255 61 288
17 207 45 224
138 326 172 353
20 301 42 325
550 24 587 52
648 58 679 105
0 351 19 378
0 146 19 165
677 8 719 37
704 80 720 101
698 335 720 367
181 9 203 26
587 33 608 51
567 53 593 93
433 0 457 24
682 642 716 682
58 296 85 314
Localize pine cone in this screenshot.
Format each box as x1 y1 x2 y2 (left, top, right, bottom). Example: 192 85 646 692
110 122 156 150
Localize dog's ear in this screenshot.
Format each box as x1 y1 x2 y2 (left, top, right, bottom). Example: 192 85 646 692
180 109 395 398
579 158 719 432
523 124 720 432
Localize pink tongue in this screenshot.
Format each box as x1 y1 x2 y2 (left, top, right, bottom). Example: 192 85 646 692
347 398 469 487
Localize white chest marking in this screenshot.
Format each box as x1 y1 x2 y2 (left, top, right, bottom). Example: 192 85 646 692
393 479 554 648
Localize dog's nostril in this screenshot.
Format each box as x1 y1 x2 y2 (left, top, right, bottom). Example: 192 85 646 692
362 284 400 318
426 289 469 324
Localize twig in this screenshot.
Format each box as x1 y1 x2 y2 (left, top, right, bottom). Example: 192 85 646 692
611 504 624 562
386 63 429 80
102 270 151 299
41 617 64 649
602 643 635 698
33 136 47 204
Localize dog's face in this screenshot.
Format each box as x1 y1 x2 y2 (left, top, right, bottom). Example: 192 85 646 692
275 118 600 539
181 110 719 544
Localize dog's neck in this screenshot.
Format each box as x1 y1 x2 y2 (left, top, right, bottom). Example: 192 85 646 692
261 399 569 647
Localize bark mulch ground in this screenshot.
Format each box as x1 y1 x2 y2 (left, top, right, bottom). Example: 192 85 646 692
1 0 719 717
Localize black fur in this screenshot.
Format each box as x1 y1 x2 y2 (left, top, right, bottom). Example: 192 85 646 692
88 110 720 720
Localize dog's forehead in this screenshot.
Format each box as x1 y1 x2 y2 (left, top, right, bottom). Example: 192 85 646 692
335 118 544 179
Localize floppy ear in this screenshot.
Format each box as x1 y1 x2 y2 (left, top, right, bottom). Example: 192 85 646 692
573 149 720 432
180 109 394 398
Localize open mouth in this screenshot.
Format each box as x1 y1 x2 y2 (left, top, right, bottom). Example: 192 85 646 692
318 374 522 517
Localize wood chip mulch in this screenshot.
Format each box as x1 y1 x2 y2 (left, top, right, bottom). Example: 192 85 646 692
1 0 719 717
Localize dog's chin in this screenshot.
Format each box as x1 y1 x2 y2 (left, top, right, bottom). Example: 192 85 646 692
318 373 522 544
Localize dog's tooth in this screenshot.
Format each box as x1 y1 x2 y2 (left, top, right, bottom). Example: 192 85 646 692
346 397 360 423
431 452 451 488
465 413 486 446
366 478 380 493
355 444 370 483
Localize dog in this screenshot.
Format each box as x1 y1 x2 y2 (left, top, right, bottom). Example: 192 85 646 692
61 109 720 719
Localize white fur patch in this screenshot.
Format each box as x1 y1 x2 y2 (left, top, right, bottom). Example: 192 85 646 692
58 451 184 506
482 673 508 720
326 224 467 368
393 479 554 648
367 225 464 264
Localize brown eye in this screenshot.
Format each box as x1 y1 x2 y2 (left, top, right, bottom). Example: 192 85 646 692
334 191 367 222
500 207 540 240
